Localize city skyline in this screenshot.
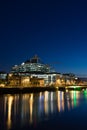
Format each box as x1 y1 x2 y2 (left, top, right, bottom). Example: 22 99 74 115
0 0 87 76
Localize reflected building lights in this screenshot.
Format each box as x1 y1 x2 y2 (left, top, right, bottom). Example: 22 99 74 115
66 93 70 110
70 91 80 108
0 91 85 129
67 99 70 110
51 92 53 113
13 95 19 118
62 92 64 111
7 96 13 130
57 91 61 112
51 92 53 101
70 91 74 108
21 95 28 124
57 91 64 112
39 92 44 115
39 92 42 100
4 97 7 116
73 91 77 107
44 91 49 115
84 90 87 98
29 94 33 124
76 91 80 99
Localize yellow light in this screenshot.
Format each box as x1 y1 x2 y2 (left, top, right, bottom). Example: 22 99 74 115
7 96 13 130
44 91 49 115
57 91 60 112
29 94 33 124
9 74 13 77
57 91 64 112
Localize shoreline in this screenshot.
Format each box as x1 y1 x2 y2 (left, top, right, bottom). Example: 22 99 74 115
0 87 58 94
0 86 87 94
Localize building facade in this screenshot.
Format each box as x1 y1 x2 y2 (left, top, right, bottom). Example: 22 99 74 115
9 55 59 87
7 55 77 87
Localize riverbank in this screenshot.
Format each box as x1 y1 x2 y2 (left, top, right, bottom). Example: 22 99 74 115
0 86 87 94
0 87 58 94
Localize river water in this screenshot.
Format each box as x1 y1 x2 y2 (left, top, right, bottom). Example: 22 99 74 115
0 90 87 130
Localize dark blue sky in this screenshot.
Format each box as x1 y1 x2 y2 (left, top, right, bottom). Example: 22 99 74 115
0 0 87 76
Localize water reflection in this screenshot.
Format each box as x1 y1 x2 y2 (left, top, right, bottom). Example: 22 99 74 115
0 90 87 130
7 96 13 129
57 91 64 112
69 91 80 108
44 91 49 115
29 94 33 124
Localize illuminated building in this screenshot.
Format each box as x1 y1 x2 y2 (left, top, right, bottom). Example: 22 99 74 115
8 55 77 87
9 55 59 86
0 71 7 87
0 71 7 80
11 55 54 73
30 77 44 87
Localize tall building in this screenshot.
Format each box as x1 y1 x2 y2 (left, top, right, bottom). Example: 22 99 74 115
11 55 55 74
10 55 59 86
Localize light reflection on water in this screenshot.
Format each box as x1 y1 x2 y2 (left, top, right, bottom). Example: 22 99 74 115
0 90 87 130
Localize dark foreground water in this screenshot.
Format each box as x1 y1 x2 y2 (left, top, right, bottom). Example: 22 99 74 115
0 90 87 130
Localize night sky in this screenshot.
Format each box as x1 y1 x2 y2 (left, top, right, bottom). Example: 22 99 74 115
0 0 87 76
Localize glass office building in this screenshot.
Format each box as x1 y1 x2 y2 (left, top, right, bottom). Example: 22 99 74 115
11 55 55 74
10 55 57 86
